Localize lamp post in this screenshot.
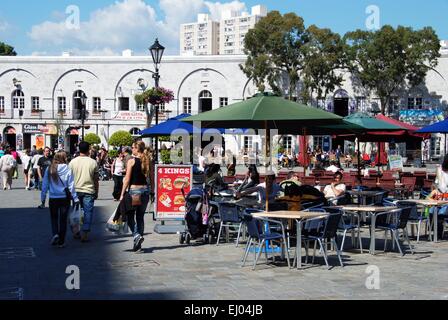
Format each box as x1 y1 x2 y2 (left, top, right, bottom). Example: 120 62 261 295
149 38 165 163
80 92 87 141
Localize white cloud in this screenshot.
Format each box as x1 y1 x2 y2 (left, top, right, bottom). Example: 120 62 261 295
205 1 247 21
0 20 10 32
27 0 248 56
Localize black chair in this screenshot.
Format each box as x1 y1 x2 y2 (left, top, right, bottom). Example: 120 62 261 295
376 207 415 256
241 214 291 270
325 206 364 253
297 212 344 269
216 202 245 247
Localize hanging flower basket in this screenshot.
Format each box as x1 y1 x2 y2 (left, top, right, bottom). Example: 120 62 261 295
135 87 174 106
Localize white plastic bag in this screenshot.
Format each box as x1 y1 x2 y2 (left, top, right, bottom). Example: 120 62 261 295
106 209 129 234
69 205 82 234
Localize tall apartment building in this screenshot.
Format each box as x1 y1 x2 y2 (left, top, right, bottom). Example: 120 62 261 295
180 14 220 56
180 5 268 56
219 5 268 55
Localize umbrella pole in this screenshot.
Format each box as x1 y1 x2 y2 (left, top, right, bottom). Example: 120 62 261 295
265 120 269 211
357 137 361 186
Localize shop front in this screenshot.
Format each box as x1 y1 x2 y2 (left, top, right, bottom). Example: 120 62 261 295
23 124 58 151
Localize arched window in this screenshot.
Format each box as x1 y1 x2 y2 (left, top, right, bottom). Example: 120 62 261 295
12 90 25 109
199 90 212 99
199 90 212 113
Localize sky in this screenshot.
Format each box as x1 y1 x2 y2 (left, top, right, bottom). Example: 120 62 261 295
0 0 447 56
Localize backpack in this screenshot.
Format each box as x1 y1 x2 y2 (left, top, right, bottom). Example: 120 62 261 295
6 156 17 168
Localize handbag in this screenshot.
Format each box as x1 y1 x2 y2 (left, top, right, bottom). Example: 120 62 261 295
69 205 82 234
58 176 73 201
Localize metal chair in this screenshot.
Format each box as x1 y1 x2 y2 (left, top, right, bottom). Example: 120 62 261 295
375 207 415 256
241 214 291 270
216 202 245 247
397 200 428 243
299 212 344 269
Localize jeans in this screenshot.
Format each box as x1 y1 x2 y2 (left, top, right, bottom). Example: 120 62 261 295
127 188 150 238
78 192 95 232
112 175 123 200
33 168 40 189
49 198 70 243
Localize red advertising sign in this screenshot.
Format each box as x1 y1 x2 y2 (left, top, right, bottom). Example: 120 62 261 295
155 164 193 220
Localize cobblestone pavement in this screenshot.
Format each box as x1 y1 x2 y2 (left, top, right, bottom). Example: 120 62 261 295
1 175 448 300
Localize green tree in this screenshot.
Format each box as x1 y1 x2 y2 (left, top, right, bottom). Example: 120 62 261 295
84 133 101 145
241 11 308 99
302 25 346 106
108 130 133 147
344 25 440 114
0 42 17 56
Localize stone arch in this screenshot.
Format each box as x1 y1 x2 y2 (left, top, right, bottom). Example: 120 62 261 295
113 69 154 110
0 68 37 79
176 68 228 115
51 68 99 111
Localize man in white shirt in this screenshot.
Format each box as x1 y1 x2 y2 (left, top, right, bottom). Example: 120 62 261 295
326 161 342 173
323 172 346 204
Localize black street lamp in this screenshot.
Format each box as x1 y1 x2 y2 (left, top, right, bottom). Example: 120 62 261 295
149 38 165 163
80 92 87 141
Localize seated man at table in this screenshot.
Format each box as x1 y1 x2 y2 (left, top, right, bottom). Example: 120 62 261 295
323 172 347 205
235 170 281 209
236 164 260 193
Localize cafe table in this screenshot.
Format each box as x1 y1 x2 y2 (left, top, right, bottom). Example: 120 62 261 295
251 210 328 269
348 190 384 205
403 199 448 243
333 205 397 254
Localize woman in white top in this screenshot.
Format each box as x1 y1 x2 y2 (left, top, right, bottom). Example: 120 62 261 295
0 148 16 190
31 150 43 190
19 149 32 190
111 152 126 200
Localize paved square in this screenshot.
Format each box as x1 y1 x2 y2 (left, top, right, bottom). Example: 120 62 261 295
1 179 448 300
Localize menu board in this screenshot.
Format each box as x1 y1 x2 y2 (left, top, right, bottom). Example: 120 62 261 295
155 165 193 220
388 155 403 171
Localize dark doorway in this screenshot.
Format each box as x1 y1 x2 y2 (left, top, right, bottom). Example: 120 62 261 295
69 135 78 155
73 90 86 119
199 90 212 113
24 134 31 150
334 98 349 117
3 127 16 149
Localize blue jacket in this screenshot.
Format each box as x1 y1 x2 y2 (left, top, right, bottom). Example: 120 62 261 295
41 164 79 202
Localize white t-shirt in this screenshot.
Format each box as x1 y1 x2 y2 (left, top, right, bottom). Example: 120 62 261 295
436 166 448 193
326 165 340 173
198 155 206 172
31 154 43 169
323 183 346 199
113 158 124 176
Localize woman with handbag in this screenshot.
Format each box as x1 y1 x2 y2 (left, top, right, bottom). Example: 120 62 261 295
120 141 154 252
41 151 79 248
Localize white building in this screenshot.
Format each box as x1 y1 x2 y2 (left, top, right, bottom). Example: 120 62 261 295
180 5 268 56
0 51 258 154
219 5 267 55
1 47 448 162
180 14 220 56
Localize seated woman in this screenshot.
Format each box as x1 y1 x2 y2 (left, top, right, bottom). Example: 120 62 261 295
237 164 260 192
427 156 448 238
323 172 346 205
204 163 227 191
235 170 281 209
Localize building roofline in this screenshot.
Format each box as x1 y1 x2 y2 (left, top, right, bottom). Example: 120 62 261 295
0 54 247 63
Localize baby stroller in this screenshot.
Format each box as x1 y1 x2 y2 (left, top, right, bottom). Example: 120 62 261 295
179 186 219 245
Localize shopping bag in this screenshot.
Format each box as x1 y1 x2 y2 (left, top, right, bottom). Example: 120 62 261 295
106 208 129 234
69 205 82 234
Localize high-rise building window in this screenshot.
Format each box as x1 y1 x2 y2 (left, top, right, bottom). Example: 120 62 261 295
183 97 192 114
58 97 66 114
